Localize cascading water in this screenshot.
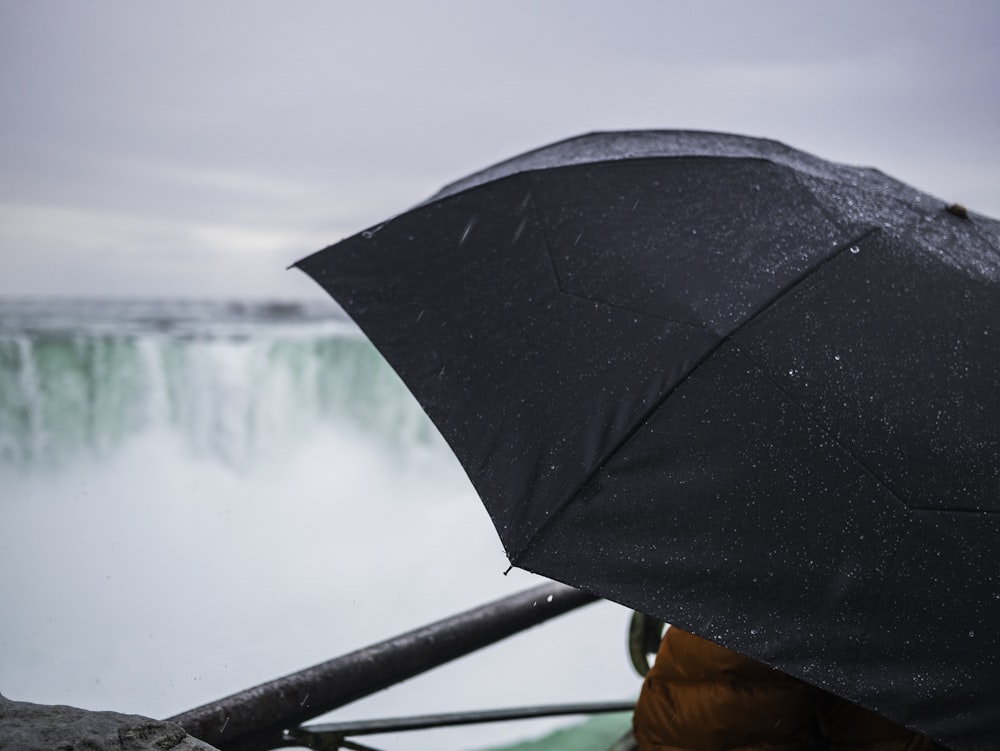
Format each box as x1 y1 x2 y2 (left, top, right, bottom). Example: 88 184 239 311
0 299 437 469
0 298 638 751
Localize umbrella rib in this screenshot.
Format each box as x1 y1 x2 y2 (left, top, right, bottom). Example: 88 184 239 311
508 228 885 566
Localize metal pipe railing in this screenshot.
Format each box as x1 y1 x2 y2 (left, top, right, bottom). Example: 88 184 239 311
168 582 597 750
286 702 636 750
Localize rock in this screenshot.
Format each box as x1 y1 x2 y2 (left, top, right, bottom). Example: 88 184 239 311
0 694 220 751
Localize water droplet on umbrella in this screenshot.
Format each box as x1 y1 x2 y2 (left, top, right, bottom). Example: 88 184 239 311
849 246 861 254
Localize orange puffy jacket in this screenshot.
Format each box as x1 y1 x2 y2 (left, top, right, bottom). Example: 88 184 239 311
632 627 937 751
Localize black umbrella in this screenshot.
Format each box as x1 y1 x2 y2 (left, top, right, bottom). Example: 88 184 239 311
295 131 999 751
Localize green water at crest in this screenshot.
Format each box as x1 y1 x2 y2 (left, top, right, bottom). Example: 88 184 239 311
478 714 632 751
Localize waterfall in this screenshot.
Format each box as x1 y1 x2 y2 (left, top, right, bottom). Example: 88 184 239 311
0 299 439 469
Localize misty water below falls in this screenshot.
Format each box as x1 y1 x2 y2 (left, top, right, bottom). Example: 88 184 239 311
0 298 638 751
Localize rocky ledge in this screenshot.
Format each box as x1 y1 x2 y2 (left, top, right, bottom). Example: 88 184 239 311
0 694 219 751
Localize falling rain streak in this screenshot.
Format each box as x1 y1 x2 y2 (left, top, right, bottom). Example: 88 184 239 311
512 217 528 244
459 218 477 246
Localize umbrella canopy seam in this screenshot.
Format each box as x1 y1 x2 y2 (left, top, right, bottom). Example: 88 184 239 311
911 506 999 516
723 339 913 515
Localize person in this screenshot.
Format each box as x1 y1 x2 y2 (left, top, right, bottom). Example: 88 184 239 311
632 626 939 751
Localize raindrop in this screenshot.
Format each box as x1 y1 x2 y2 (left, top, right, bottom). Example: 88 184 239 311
834 355 841 361
788 369 797 376
849 245 861 254
573 233 583 246
460 218 477 245
969 630 975 638
546 594 554 603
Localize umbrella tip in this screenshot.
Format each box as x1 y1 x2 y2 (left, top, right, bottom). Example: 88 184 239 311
946 202 969 219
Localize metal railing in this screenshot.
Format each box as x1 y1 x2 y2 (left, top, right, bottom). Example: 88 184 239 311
285 703 636 751
168 582 635 751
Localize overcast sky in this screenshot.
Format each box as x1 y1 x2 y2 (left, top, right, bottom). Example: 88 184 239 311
2 1 998 301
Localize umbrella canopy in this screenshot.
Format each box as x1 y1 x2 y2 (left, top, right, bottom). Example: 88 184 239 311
295 131 999 751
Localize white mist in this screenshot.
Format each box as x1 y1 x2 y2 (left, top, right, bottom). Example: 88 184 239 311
0 300 640 751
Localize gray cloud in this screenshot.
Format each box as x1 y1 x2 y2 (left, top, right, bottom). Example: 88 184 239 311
1 0 997 298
